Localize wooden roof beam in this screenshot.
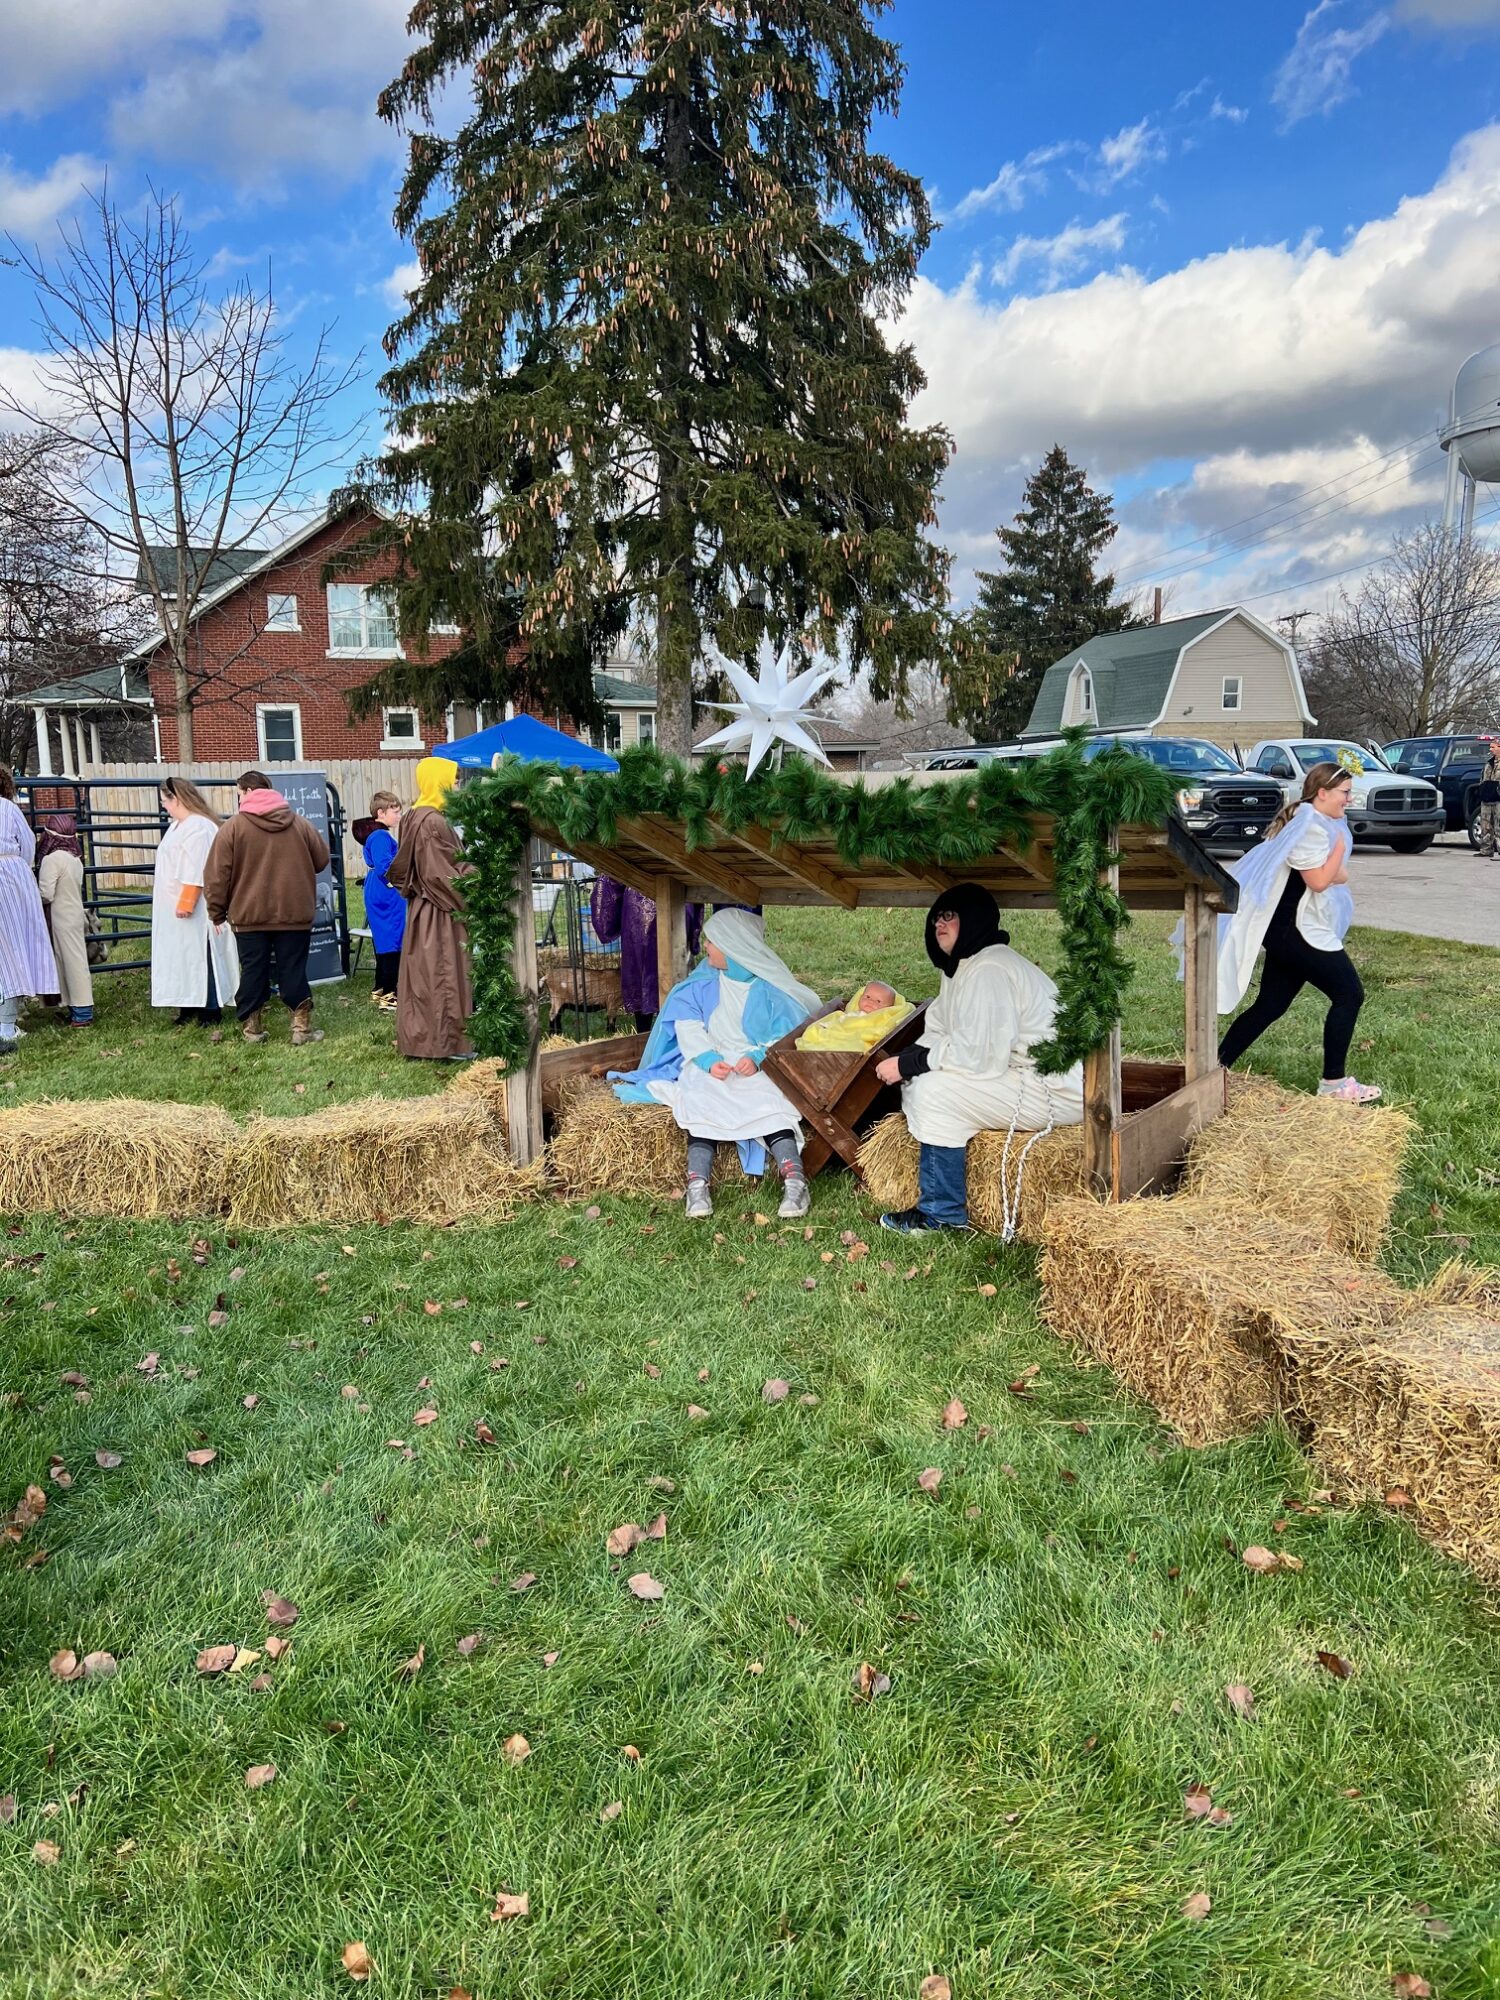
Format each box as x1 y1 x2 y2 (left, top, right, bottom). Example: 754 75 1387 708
711 818 860 910
618 814 766 908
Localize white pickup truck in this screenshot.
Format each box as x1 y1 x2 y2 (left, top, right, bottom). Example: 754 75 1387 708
1243 739 1445 853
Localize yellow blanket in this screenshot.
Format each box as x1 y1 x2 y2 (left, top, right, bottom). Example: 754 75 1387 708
796 987 913 1052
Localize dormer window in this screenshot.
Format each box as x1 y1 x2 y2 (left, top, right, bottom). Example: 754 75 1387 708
1079 669 1093 716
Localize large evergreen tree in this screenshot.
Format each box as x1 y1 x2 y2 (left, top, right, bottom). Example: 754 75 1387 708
343 0 954 751
950 444 1131 742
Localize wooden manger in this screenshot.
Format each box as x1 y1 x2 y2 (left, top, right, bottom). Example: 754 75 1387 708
502 771 1239 1205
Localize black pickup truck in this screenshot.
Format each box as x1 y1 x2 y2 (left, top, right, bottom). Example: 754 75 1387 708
1080 736 1282 855
1380 734 1497 848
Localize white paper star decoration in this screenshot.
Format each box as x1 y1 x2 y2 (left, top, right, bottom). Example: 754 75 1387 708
695 643 839 776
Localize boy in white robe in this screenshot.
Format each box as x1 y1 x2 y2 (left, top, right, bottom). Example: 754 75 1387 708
874 883 1084 1233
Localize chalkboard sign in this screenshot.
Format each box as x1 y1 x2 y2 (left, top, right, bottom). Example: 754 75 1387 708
274 770 342 987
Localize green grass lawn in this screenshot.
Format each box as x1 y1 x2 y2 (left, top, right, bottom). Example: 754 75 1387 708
2 911 1499 1998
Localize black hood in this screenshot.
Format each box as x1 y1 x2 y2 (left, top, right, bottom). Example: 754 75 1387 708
924 882 1008 976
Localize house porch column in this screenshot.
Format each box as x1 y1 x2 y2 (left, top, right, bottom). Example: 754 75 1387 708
32 708 54 777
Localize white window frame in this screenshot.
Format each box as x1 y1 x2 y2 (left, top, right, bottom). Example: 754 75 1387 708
1221 676 1242 713
265 592 300 633
428 608 461 635
636 711 656 747
256 702 303 763
380 705 424 753
325 582 401 658
1076 668 1094 719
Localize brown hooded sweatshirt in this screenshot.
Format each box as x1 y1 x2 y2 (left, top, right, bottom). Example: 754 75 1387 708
205 803 330 931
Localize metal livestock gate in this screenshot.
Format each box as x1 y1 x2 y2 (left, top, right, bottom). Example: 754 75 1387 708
15 775 351 980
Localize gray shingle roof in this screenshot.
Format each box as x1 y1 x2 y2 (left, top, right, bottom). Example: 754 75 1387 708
594 669 657 705
134 545 269 596
1022 610 1232 738
23 662 152 708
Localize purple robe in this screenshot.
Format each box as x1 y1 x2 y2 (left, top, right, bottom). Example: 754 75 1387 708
590 878 702 1017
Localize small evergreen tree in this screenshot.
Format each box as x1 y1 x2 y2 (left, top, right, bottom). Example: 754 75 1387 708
343 0 955 752
950 444 1130 741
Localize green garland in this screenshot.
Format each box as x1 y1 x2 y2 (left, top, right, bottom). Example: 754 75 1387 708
448 738 1178 1074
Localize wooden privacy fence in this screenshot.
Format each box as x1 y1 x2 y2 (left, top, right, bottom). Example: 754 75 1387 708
82 760 423 878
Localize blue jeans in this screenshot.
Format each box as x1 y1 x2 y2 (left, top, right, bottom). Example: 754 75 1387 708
918 1143 969 1227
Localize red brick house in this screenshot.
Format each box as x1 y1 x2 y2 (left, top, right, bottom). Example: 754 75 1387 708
128 506 456 766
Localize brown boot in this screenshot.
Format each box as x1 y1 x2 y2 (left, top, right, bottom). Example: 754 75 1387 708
291 1000 324 1046
241 1010 268 1045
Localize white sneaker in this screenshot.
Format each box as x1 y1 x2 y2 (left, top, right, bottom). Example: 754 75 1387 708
1317 1077 1382 1104
777 1169 810 1220
684 1177 713 1220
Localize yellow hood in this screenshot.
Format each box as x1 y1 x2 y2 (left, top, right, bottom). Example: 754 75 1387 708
413 756 459 812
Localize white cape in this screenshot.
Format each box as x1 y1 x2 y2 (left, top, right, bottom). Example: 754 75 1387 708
151 816 240 1008
902 943 1084 1149
1190 804 1352 1014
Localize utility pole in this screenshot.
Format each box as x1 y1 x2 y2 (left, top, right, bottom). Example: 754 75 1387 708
1277 609 1313 642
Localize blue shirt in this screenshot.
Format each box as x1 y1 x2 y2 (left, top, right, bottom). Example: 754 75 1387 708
362 826 406 953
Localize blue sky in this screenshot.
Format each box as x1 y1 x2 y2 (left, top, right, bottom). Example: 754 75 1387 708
2 0 1500 623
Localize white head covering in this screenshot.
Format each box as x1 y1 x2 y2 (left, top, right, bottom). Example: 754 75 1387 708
703 908 820 1016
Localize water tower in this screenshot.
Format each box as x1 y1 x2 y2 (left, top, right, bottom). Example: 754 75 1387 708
1440 343 1500 540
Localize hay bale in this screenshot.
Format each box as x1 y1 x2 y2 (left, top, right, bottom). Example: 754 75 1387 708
548 1079 747 1197
0 1097 237 1219
226 1095 543 1228
1039 1195 1408 1447
856 1113 1086 1242
445 1056 510 1125
1186 1087 1412 1260
1280 1294 1500 1581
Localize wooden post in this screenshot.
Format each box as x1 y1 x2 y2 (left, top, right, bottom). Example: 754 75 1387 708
506 842 544 1166
655 873 689 1006
1182 885 1219 1083
1082 1026 1122 1200
1082 845 1122 1199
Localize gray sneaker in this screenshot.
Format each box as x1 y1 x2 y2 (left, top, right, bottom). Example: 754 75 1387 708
684 1177 713 1220
777 1169 810 1220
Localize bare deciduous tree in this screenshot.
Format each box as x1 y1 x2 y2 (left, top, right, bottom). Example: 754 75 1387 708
3 188 361 761
1307 525 1500 741
0 431 144 772
837 660 969 759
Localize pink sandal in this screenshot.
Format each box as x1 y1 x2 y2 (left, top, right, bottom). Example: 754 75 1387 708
1317 1077 1382 1104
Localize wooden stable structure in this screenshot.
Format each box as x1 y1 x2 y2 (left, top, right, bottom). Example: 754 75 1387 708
504 773 1239 1204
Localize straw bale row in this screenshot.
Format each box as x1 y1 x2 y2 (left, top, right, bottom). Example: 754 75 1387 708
856 1114 1086 1243
547 1078 750 1197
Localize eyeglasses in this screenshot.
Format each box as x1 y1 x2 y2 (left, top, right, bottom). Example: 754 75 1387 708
934 910 960 925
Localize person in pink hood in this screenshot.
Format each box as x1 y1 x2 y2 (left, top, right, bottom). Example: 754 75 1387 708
205 770 330 1045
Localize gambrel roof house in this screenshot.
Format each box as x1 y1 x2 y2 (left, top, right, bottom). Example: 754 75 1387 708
1021 607 1315 753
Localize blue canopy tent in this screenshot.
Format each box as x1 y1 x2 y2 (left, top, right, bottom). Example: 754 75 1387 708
444 713 618 772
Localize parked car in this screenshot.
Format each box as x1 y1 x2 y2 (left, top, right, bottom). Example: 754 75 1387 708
1244 739 1445 852
1380 734 1497 848
1075 736 1283 854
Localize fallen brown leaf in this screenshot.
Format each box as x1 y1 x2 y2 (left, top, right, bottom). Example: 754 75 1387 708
1240 1545 1281 1574
1182 1891 1212 1922
1385 1487 1414 1509
242 1394 259 1410
916 1467 943 1493
456 1633 484 1657
626 1572 664 1601
940 1397 968 1430
250 1674 273 1692
93 1450 122 1470
11 1483 47 1532
474 1420 498 1445
244 1762 278 1789
762 1378 790 1403
644 1512 667 1541
49 1650 82 1682
264 1634 291 1662
685 1404 709 1420
1226 1682 1257 1720
196 1644 236 1675
620 1743 641 1762
136 1352 159 1375
642 1361 661 1379
510 1571 538 1592
0 1796 14 1824
341 1941 373 1982
541 1650 560 1668
59 1370 89 1389
490 1889 529 1921
32 1839 60 1866
400 1643 426 1679
1316 1649 1354 1679
1205 1804 1233 1828
1183 1783 1213 1819
851 1661 892 1701
600 1799 623 1823
228 1648 261 1675
261 1592 299 1628
647 1475 676 1492
184 1448 217 1468
918 1979 952 2000
413 1407 438 1427
1391 1979 1432 1999
606 1522 645 1558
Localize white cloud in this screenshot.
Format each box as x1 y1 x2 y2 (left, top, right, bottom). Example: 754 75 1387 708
992 215 1128 289
1272 2 1392 125
897 126 1500 611
949 144 1072 223
1087 118 1168 188
382 259 423 307
1210 95 1249 123
0 153 103 235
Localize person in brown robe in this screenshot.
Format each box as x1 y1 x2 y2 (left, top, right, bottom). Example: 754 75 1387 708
387 757 475 1061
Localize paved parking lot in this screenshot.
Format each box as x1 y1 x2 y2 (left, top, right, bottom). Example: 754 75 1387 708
1350 835 1500 948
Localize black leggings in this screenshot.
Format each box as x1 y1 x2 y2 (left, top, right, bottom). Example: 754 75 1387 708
1219 927 1364 1080
375 948 401 995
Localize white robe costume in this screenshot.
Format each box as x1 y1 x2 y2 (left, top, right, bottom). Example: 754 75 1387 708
902 943 1085 1148
151 815 241 1010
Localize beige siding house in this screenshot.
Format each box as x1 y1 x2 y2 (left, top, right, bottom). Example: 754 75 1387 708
1022 608 1314 752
